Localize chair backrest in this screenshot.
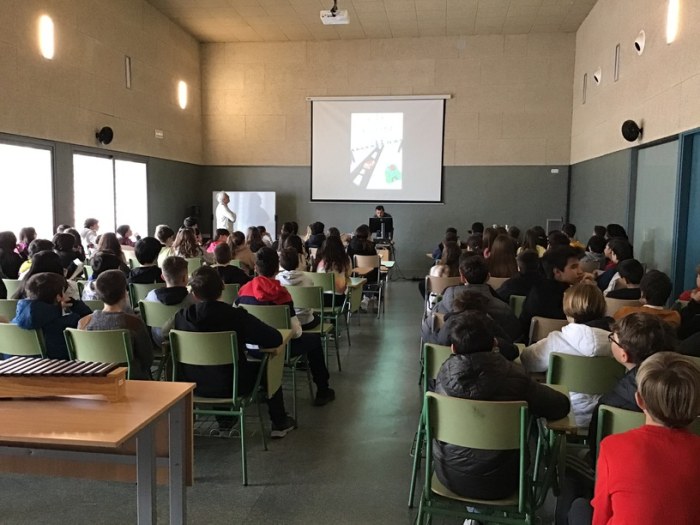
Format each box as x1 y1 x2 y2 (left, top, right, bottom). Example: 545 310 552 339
376 247 392 262
285 286 324 311
547 353 625 395
64 328 132 378
423 343 452 393
83 300 105 311
230 259 243 268
124 249 141 268
83 265 94 279
353 254 381 269
185 257 203 276
605 297 642 317
305 271 336 293
139 300 184 329
529 316 568 344
129 282 166 309
509 295 526 318
76 280 87 296
346 281 363 314
0 324 46 357
240 304 290 329
2 279 22 298
0 299 19 321
425 276 462 296
220 283 240 305
486 276 509 290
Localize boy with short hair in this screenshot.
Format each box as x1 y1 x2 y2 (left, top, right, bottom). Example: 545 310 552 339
78 269 154 380
604 259 643 300
237 247 335 406
276 247 320 329
13 272 92 359
433 311 569 500
211 243 250 286
613 269 680 328
570 352 700 524
496 249 544 303
128 237 165 284
171 266 295 437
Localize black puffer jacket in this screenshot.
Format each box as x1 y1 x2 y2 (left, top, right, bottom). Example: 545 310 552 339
433 351 570 499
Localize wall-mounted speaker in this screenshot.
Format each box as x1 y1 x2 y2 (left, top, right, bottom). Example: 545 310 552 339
96 126 114 145
621 120 643 142
634 30 646 55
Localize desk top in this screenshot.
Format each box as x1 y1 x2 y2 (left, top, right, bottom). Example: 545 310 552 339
349 277 367 287
0 381 194 448
544 383 578 433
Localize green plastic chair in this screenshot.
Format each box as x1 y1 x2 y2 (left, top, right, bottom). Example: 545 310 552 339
0 299 19 321
0 324 46 357
185 257 203 277
169 329 269 486
83 300 105 311
285 285 338 371
220 283 240 305
305 271 349 349
352 255 385 319
83 265 94 279
129 282 165 310
597 404 700 457
64 328 132 378
230 260 242 269
139 300 185 381
547 353 625 396
2 279 22 298
124 250 140 269
418 392 532 525
408 343 453 508
510 295 526 318
240 304 312 419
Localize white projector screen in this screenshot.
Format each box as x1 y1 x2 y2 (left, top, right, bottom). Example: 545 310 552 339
311 98 445 202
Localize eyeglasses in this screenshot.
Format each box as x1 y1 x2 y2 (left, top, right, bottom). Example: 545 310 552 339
607 333 622 347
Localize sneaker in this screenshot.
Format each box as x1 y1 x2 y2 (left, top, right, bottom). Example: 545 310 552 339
270 416 297 438
313 388 336 407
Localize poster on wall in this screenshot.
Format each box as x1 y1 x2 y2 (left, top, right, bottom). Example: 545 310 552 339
211 191 276 238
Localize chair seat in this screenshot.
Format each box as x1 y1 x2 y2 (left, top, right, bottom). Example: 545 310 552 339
193 396 237 404
304 322 334 335
430 473 519 506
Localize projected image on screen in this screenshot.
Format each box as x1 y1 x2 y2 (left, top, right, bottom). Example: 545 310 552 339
350 113 403 190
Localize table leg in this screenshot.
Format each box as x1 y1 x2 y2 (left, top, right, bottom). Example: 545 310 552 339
137 424 157 525
169 398 187 525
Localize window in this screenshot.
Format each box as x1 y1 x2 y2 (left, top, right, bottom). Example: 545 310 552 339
0 142 54 238
73 154 148 238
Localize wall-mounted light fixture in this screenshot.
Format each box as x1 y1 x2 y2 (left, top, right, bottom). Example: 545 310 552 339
666 0 680 44
178 81 188 110
38 15 54 59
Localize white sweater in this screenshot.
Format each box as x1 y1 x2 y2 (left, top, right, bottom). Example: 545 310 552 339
520 323 612 427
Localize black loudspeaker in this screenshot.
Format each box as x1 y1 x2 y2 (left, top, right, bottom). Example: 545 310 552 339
96 126 114 145
621 120 642 142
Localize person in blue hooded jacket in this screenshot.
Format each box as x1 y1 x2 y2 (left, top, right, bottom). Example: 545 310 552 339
12 272 92 359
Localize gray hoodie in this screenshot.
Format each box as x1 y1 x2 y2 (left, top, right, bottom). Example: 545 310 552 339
275 270 315 325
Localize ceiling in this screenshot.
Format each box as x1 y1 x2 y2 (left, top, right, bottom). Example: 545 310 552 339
146 0 599 43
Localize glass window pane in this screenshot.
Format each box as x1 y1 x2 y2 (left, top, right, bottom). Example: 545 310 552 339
0 143 53 238
115 160 148 239
73 154 115 234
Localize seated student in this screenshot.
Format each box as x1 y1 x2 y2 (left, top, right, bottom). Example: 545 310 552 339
604 258 643 299
237 247 335 406
82 252 123 301
258 225 273 247
679 263 700 302
520 283 612 427
593 225 607 238
420 241 462 301
144 256 196 345
579 235 607 271
587 312 677 451
463 233 483 255
507 225 521 248
53 233 83 280
431 227 459 260
12 251 81 301
78 270 154 380
155 224 176 266
613 270 681 328
18 239 55 278
0 231 23 279
433 311 569 500
517 228 546 257
431 253 521 341
304 221 326 251
128 237 166 284
547 230 572 251
276 247 320 330
246 226 265 253
562 223 585 251
315 235 352 306
172 227 204 260
422 289 518 361
15 227 37 260
116 224 135 247
496 249 544 303
205 228 230 254
228 231 255 274
282 234 308 271
520 245 588 335
570 352 700 525
346 224 377 264
13 272 92 359
597 238 633 291
169 265 296 436
487 234 518 278
211 243 250 286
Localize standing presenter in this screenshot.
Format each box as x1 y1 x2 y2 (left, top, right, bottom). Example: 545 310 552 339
215 191 236 233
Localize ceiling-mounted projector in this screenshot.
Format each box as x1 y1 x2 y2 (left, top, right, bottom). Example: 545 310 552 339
320 9 349 25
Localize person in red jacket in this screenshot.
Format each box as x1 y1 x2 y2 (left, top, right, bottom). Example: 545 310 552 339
569 351 700 524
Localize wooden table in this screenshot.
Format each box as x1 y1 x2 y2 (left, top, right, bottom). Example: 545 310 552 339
0 381 194 525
